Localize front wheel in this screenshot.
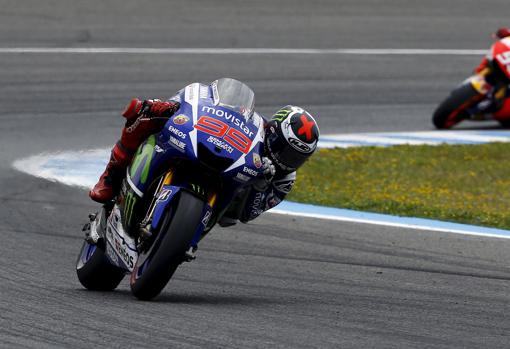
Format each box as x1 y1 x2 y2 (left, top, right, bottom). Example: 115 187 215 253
76 240 126 291
432 83 485 129
130 191 205 300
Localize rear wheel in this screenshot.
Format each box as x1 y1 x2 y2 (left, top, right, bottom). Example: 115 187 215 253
432 84 485 129
76 240 126 291
130 191 205 300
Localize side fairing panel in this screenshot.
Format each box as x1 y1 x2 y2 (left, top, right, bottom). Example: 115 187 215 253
128 135 157 195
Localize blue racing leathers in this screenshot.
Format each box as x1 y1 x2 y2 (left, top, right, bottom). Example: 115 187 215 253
238 171 296 223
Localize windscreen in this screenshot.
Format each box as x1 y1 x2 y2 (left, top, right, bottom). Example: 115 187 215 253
212 78 255 119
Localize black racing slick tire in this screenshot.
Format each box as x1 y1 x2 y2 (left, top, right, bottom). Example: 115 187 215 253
130 191 205 301
76 240 126 291
432 83 484 129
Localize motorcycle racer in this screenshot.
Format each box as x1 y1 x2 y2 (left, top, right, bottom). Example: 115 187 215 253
89 78 319 225
474 27 510 73
433 26 510 128
462 27 510 123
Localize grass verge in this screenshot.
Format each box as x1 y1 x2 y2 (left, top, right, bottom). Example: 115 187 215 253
287 143 510 230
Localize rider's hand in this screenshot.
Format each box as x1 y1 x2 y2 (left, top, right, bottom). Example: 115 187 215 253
141 99 180 118
122 98 180 119
261 156 276 181
253 157 276 192
494 27 510 39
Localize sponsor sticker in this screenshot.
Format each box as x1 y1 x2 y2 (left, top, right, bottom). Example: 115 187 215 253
243 166 258 177
207 136 234 154
201 106 254 137
272 108 292 122
250 192 265 217
106 243 120 267
104 206 139 271
157 188 173 202
168 125 187 139
288 137 312 153
113 236 135 269
253 153 262 168
235 172 250 182
169 136 186 152
154 145 165 153
173 114 190 125
274 180 294 194
202 210 212 227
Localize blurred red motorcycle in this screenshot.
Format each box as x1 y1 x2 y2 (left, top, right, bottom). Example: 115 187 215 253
433 34 510 129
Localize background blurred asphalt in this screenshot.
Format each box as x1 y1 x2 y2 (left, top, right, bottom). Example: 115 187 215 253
1 1 510 348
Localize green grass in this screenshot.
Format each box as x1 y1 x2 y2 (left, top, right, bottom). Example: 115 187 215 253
287 143 510 230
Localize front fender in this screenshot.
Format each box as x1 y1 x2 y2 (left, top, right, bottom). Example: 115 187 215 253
151 185 212 246
151 185 182 230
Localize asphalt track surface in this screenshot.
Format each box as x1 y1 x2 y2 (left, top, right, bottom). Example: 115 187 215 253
2 1 510 348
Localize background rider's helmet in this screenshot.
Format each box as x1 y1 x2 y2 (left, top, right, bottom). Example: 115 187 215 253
494 27 510 39
264 105 320 173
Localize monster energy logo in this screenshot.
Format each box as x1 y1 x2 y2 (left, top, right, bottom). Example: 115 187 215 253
273 108 292 122
129 135 156 184
190 184 205 196
124 191 138 227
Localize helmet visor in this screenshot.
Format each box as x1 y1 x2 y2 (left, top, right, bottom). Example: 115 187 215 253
266 130 309 171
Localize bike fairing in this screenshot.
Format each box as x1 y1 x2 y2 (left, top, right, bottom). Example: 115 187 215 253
102 82 267 271
126 82 264 198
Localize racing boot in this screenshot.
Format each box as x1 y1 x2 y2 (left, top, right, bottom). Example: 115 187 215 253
89 142 133 203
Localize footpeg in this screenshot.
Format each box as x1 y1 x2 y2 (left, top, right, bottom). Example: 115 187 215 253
84 212 101 244
136 222 153 252
184 246 197 262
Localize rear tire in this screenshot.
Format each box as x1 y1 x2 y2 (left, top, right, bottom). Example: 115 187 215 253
130 191 205 301
432 84 484 129
76 240 126 291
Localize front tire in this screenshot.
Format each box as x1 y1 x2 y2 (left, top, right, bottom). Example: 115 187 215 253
432 83 485 129
130 191 205 300
76 240 126 291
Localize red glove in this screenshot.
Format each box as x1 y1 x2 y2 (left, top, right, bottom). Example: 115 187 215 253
122 98 180 119
494 27 510 39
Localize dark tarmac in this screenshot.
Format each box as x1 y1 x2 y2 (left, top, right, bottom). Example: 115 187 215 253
1 1 510 348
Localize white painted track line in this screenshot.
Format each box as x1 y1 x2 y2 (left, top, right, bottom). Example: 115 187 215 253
0 47 487 55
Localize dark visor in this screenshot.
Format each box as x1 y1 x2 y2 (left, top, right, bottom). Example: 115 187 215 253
266 131 309 170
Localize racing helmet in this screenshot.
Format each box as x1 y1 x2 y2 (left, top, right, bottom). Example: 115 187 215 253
265 105 320 173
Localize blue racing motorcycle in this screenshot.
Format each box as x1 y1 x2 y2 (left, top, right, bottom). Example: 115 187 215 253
76 78 266 300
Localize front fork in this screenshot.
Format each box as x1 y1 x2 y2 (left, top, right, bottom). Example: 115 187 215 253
467 68 507 119
136 169 216 253
469 68 493 94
